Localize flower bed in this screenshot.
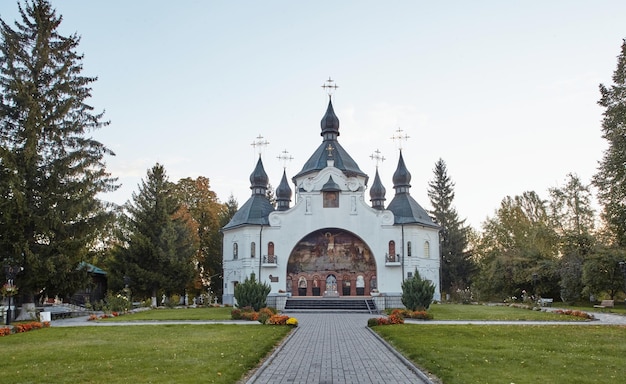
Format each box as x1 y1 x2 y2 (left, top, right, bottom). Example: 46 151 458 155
231 307 297 326
0 321 50 336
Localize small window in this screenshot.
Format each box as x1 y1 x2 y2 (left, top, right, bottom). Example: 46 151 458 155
250 242 256 258
323 191 339 208
388 240 396 261
423 241 430 259
407 241 412 257
233 243 238 260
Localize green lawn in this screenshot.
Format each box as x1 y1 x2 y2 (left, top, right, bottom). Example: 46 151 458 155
99 306 233 321
0 324 291 383
374 324 626 384
427 303 590 321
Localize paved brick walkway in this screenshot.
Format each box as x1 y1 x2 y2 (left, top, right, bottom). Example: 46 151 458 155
245 313 432 384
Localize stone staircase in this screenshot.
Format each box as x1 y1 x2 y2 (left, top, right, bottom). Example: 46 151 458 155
283 298 379 314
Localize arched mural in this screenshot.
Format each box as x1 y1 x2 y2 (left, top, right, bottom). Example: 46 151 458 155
287 228 377 296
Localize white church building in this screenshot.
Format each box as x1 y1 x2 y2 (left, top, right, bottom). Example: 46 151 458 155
222 95 441 309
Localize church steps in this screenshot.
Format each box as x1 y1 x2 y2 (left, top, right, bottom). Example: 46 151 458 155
283 298 379 314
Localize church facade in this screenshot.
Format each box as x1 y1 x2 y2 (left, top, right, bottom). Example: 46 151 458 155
222 97 441 309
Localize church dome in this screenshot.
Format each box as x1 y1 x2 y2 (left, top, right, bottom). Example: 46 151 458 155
392 151 411 192
276 169 292 211
369 168 386 209
250 156 269 193
320 98 340 139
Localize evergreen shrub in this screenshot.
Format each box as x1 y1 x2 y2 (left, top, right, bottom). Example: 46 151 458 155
401 270 435 311
234 273 271 311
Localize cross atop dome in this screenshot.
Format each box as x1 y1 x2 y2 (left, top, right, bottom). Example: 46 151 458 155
277 149 294 169
370 149 386 168
321 77 339 98
391 127 410 151
251 134 270 159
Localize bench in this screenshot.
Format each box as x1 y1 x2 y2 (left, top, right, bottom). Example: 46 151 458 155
593 300 614 309
537 298 553 307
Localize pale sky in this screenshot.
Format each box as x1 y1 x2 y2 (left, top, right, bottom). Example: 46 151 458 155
1 1 624 229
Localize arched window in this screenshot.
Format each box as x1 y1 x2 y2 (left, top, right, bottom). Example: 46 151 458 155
407 241 412 257
388 240 396 262
268 242 275 263
233 243 238 260
250 242 256 258
423 241 430 259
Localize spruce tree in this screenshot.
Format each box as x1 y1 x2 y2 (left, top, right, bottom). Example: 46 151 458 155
427 158 474 297
114 164 197 304
593 39 626 246
0 0 117 302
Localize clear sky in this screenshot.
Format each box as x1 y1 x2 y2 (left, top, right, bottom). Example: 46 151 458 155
1 1 624 229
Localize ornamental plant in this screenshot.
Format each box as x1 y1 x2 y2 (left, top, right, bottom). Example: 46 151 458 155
401 270 435 310
234 273 271 311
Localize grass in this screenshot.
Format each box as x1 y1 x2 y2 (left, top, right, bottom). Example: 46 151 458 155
99 306 233 321
427 303 590 321
0 323 291 383
374 324 626 384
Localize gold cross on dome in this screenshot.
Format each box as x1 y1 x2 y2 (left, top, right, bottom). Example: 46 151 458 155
370 149 386 167
326 143 335 157
321 77 339 97
390 127 410 151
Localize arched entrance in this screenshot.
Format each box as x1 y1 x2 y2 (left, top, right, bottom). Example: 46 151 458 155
286 228 377 296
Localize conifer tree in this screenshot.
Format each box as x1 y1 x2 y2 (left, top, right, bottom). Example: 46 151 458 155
593 39 626 246
427 158 474 297
0 0 117 302
114 164 197 305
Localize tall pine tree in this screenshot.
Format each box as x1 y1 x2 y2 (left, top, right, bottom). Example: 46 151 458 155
593 39 626 246
427 158 474 298
114 164 197 305
0 0 117 302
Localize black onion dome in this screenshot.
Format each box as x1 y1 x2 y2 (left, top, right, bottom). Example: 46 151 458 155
320 98 340 139
249 156 269 193
392 151 411 192
276 169 292 211
370 168 386 209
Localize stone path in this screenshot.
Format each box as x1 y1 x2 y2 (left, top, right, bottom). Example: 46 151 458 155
245 313 433 384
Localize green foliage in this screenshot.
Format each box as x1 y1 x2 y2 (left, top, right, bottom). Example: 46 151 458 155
103 291 131 312
473 191 560 300
0 0 117 301
428 159 476 294
171 177 225 299
593 39 626 246
401 270 435 310
112 164 198 299
582 246 626 299
234 273 271 311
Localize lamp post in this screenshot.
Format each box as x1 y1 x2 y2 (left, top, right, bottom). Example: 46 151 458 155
4 265 21 326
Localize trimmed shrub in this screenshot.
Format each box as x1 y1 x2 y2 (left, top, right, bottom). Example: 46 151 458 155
401 270 435 311
234 273 271 311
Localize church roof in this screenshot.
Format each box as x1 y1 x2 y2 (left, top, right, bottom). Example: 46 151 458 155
223 156 275 230
293 98 368 181
222 194 274 229
387 194 438 227
369 168 386 209
386 151 439 228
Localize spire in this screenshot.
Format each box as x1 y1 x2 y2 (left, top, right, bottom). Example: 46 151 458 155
370 168 386 210
249 155 269 196
320 98 340 141
276 169 292 211
392 150 411 194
